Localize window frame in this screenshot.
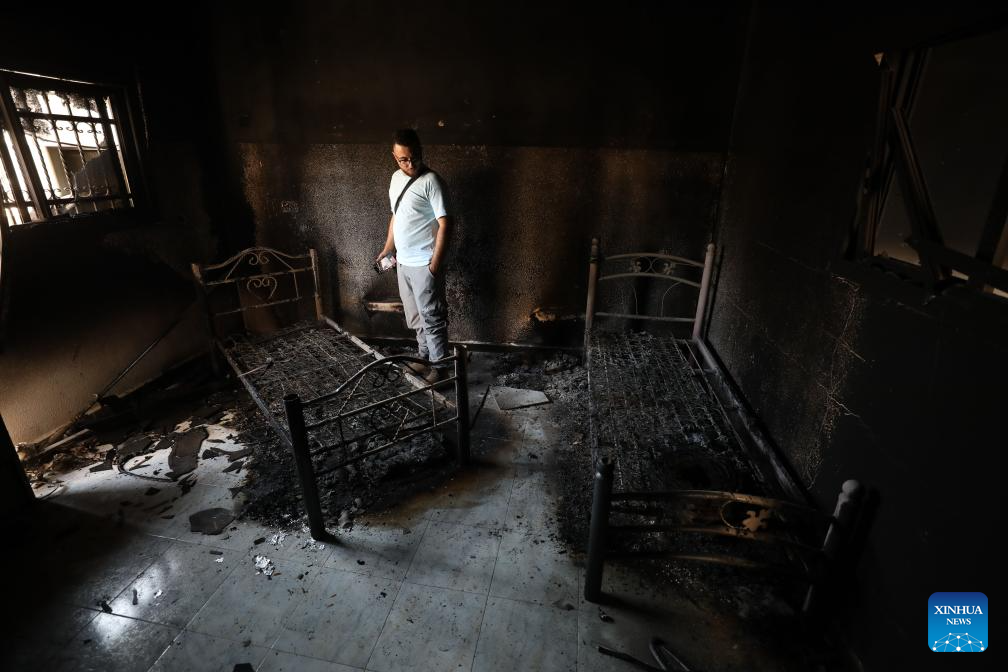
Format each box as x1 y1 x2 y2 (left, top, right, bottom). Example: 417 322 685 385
848 23 1008 300
0 69 148 228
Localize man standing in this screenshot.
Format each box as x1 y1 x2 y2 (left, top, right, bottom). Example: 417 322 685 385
377 128 452 383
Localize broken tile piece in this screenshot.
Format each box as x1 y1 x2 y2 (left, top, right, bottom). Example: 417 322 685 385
167 426 208 479
222 459 244 473
188 507 235 535
490 385 551 410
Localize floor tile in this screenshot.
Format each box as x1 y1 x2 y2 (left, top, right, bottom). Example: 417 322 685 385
324 516 430 581
51 612 179 672
53 531 172 610
3 639 57 671
189 423 256 488
185 555 312 647
120 478 204 536
55 465 165 522
258 650 363 671
429 467 514 529
367 582 485 672
489 531 579 607
272 567 398 667
405 521 501 594
470 407 525 442
577 560 811 672
2 604 96 670
148 629 269 671
472 597 577 672
470 437 521 468
506 468 561 534
250 526 336 566
518 414 566 467
108 540 240 627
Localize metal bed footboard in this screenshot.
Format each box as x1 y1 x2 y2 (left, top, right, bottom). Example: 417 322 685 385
580 238 864 618
281 345 470 539
192 247 471 540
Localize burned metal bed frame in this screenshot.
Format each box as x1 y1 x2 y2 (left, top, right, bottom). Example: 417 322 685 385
581 237 863 618
191 246 470 539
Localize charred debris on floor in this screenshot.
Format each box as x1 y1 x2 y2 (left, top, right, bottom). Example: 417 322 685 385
15 344 793 622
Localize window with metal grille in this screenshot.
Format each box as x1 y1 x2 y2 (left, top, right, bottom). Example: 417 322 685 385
0 70 141 225
849 23 1008 300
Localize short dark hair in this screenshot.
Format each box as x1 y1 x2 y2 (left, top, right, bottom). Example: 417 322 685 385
392 128 422 157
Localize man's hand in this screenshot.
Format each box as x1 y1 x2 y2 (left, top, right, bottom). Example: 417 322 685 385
428 262 439 276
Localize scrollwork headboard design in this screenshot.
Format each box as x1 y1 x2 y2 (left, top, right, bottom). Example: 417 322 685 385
584 238 715 353
191 246 323 340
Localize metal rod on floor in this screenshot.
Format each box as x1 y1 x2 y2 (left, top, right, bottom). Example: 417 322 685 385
29 301 196 452
470 384 491 430
584 237 600 358
454 345 470 464
283 393 327 540
585 456 615 603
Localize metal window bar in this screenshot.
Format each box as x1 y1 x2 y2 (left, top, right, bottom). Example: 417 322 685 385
40 93 80 204
1 75 135 221
48 92 86 200
49 91 96 207
18 118 57 213
0 129 37 225
0 82 47 220
93 93 129 206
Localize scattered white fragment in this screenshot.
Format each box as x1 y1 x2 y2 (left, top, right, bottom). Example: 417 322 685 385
215 556 224 563
154 589 163 599
269 532 286 546
300 539 326 552
254 554 275 576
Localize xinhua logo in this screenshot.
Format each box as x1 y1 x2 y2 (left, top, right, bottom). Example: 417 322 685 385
929 592 988 652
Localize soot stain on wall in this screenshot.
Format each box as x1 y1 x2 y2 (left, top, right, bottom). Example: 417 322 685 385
240 143 723 344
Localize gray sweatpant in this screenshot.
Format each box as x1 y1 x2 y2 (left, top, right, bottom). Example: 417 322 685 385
396 264 449 365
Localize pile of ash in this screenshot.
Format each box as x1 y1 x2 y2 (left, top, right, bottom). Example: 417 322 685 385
234 396 458 532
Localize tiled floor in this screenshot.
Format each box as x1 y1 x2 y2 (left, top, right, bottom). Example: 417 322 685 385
3 353 836 672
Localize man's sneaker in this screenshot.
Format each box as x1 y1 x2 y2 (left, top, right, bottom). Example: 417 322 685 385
423 367 447 385
405 361 429 375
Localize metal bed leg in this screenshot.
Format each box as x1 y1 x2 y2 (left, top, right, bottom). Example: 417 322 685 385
453 345 471 465
283 394 327 540
585 457 615 603
802 479 865 618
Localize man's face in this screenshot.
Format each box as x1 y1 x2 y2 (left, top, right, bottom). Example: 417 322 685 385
393 143 421 177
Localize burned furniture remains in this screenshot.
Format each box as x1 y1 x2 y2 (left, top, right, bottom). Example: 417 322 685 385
191 246 470 539
581 237 863 617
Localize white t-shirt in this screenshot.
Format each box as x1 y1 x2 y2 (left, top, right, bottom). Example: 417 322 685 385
388 169 449 267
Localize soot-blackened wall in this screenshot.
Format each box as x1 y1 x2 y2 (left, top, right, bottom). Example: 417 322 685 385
709 4 1005 668
209 1 747 344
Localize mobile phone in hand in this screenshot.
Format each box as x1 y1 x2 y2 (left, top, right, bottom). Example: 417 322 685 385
374 253 396 273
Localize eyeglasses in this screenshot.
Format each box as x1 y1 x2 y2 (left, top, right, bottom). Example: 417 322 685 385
395 156 416 166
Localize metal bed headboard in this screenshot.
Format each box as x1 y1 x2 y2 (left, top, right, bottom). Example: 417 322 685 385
191 246 323 342
583 237 715 353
